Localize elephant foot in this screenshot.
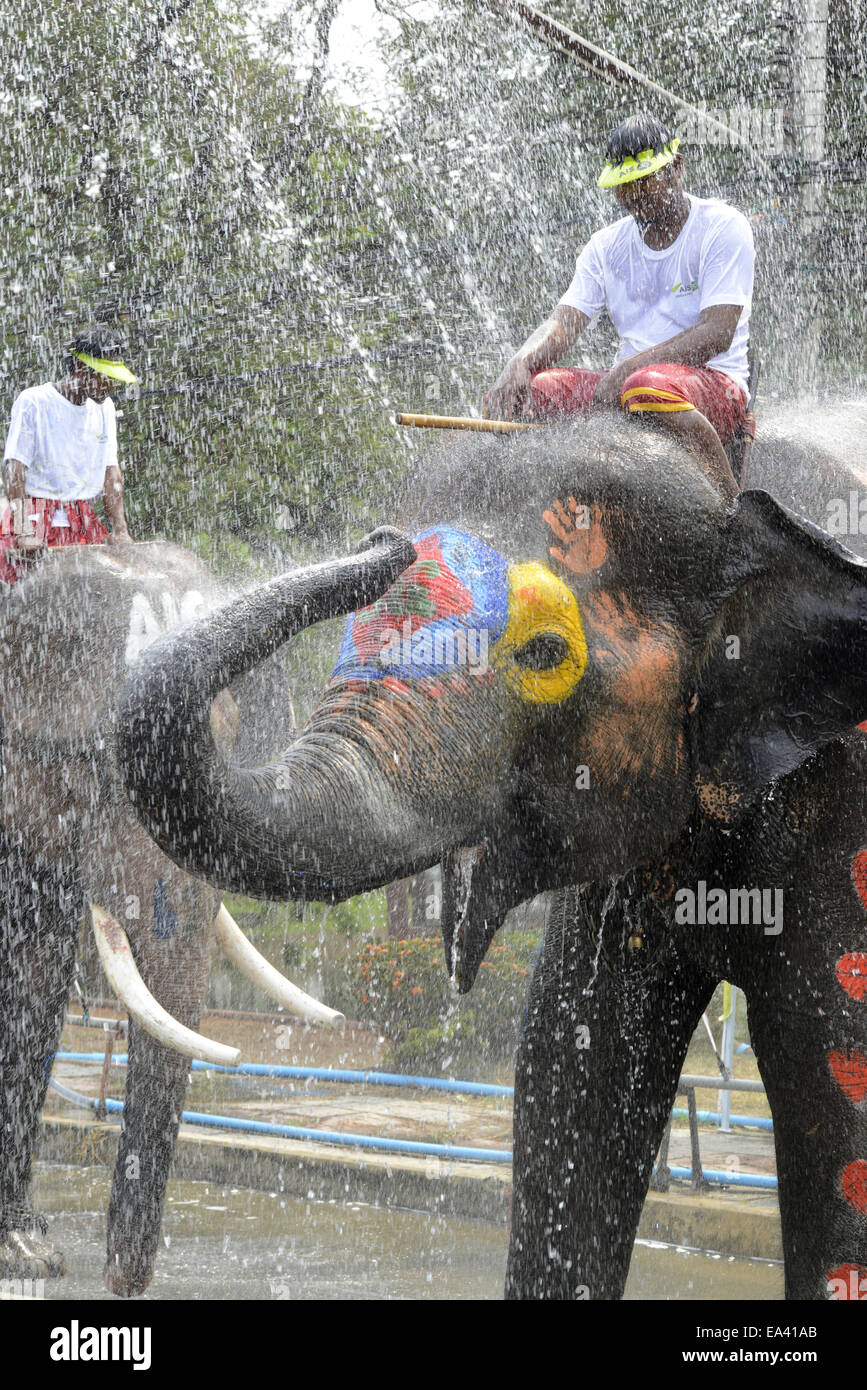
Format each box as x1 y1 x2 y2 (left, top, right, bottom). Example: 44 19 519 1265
0 1224 66 1281
103 1248 155 1299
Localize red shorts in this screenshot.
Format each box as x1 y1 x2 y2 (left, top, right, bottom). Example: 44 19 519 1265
0 497 108 585
529 363 747 445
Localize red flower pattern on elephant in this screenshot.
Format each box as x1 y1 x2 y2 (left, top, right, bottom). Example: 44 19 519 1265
350 532 474 662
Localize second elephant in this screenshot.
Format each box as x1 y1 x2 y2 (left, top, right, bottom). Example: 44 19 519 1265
0 539 331 1296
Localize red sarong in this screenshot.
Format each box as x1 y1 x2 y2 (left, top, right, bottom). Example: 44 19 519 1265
528 362 747 445
0 497 108 585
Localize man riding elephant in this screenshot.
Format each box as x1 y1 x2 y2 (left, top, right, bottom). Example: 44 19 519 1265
1 326 135 585
486 113 754 500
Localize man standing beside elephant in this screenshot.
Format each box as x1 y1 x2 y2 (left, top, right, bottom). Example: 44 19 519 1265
1 327 136 585
486 113 754 497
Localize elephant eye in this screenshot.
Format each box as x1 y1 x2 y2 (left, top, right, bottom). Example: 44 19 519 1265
514 633 570 670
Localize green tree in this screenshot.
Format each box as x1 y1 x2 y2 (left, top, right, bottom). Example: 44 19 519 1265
0 0 408 557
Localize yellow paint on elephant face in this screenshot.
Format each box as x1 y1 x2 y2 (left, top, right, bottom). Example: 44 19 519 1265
492 562 588 704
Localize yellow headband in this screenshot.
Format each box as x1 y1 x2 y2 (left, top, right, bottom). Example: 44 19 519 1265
597 138 680 189
73 350 137 384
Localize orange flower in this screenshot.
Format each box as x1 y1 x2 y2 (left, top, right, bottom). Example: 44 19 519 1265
412 986 424 996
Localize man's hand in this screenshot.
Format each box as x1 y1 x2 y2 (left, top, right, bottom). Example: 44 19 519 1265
5 462 38 548
103 465 130 544
594 306 745 408
485 357 533 421
485 306 590 421
592 367 629 408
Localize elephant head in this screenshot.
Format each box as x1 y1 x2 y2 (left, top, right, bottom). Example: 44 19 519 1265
0 540 347 1297
117 412 867 976
117 410 867 1300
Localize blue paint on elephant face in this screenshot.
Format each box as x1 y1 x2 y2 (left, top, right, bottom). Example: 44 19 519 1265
153 877 178 938
331 527 509 683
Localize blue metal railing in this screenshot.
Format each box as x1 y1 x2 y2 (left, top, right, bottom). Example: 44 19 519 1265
50 1050 778 1188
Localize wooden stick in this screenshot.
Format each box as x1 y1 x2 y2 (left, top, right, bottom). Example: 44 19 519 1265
395 411 538 433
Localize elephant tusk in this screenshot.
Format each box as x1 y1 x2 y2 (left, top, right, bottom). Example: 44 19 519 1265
214 905 345 1029
90 906 241 1067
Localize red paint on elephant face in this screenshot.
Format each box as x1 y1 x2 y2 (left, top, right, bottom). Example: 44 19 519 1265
828 1049 867 1105
351 532 474 661
579 591 686 785
836 953 867 1002
840 1160 867 1214
851 849 867 911
825 1263 867 1299
544 499 609 574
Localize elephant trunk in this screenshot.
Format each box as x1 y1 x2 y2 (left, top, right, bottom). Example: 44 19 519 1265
118 531 429 901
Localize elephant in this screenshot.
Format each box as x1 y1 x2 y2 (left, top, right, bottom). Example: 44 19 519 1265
117 403 867 1301
0 539 341 1297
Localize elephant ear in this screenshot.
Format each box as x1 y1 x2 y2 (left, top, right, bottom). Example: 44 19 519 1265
695 489 867 822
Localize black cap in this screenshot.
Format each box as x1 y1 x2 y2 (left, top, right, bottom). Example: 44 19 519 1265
604 113 675 163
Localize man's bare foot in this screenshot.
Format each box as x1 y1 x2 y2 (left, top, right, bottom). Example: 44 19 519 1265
645 408 739 501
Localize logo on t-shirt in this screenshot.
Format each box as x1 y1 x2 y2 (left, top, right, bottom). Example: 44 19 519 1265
671 279 699 296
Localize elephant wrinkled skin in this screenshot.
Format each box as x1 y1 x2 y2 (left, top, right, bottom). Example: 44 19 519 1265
115 404 867 1301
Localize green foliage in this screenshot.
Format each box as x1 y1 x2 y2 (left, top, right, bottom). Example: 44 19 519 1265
354 932 538 1073
1 0 408 549
3 0 860 560
284 890 389 945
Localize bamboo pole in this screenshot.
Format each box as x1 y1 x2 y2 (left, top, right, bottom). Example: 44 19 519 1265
480 1 775 179
395 411 538 433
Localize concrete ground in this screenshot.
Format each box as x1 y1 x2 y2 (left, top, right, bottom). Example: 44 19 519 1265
46 1019 783 1262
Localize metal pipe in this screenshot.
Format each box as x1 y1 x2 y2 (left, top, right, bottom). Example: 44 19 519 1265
66 1014 130 1032
52 1052 514 1099
719 983 736 1131
686 1087 708 1190
679 1074 765 1092
664 1164 777 1191
672 1107 773 1132
48 1077 781 1186
47 1077 512 1164
97 1027 119 1121
55 1054 769 1109
178 1111 513 1164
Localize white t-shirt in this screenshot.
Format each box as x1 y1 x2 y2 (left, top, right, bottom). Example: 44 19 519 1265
3 382 118 501
559 195 754 397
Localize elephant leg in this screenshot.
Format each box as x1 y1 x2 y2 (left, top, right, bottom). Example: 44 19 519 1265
748 982 867 1300
0 834 81 1277
104 885 212 1298
505 886 715 1300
